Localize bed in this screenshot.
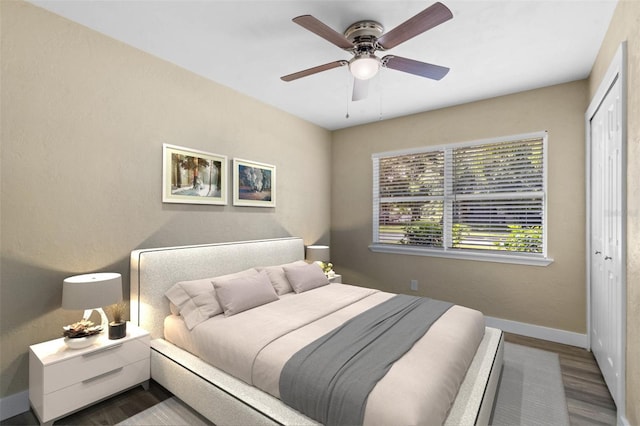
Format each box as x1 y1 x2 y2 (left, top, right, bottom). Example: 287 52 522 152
130 237 503 425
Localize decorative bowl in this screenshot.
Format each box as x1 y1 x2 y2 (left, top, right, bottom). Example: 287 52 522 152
64 334 100 350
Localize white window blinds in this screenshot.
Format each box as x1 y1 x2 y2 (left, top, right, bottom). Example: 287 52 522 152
376 151 445 246
372 132 548 262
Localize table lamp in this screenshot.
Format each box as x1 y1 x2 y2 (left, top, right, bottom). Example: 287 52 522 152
62 272 123 332
306 245 334 277
306 245 330 263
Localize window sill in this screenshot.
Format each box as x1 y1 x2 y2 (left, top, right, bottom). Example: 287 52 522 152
368 244 554 267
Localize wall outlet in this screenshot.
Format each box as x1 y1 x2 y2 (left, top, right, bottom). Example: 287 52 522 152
410 279 418 291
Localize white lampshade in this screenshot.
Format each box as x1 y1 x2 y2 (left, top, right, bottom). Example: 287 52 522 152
306 245 330 263
62 272 123 310
349 55 380 80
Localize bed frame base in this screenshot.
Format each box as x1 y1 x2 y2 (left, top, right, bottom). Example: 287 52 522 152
445 326 504 425
150 328 502 426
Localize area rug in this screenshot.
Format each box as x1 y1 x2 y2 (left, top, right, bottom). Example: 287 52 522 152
490 342 570 425
118 342 570 426
115 395 211 425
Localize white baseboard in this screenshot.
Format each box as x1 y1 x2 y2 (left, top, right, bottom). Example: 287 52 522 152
485 316 588 349
619 414 630 426
0 390 29 421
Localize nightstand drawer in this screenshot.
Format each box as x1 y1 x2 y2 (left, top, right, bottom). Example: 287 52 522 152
42 335 149 394
41 358 150 422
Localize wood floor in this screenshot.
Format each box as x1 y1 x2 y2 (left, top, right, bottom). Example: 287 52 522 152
3 334 617 425
1 381 173 426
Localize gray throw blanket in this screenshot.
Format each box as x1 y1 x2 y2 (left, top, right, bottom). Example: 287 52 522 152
279 294 453 426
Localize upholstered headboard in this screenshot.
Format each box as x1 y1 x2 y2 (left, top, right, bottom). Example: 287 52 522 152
130 237 305 339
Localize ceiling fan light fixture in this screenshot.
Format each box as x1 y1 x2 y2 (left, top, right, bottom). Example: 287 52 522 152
349 55 380 80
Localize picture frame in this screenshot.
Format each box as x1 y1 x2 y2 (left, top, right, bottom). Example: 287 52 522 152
162 144 227 205
233 158 276 207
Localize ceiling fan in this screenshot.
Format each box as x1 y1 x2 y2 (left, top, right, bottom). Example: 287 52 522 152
280 2 453 101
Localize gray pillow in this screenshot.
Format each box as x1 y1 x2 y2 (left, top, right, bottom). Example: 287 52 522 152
283 262 329 293
214 270 279 316
165 268 258 329
258 260 307 295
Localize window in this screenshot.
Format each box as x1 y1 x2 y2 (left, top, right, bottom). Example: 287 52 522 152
370 131 552 266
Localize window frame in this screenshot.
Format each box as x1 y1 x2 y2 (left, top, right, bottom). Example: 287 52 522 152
370 131 553 266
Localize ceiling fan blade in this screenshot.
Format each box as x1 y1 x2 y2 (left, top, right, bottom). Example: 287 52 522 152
382 55 449 80
293 15 354 50
377 2 453 50
281 60 348 82
352 78 369 101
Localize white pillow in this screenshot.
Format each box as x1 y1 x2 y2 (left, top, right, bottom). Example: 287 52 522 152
165 278 221 330
169 302 180 316
283 262 329 293
213 270 279 316
165 268 258 329
258 260 307 295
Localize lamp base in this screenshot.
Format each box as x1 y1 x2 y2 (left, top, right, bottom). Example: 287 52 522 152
82 307 109 331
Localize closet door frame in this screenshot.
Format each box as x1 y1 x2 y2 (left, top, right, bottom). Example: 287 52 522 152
585 41 627 422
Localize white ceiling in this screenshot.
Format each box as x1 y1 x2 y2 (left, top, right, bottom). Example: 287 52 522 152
29 0 618 130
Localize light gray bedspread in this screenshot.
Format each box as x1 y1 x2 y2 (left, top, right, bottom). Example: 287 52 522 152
165 284 486 424
279 294 453 426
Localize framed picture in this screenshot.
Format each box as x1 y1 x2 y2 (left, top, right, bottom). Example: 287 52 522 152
233 158 276 207
162 144 227 205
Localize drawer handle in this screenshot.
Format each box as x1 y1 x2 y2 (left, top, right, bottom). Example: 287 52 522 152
82 367 123 384
82 343 123 358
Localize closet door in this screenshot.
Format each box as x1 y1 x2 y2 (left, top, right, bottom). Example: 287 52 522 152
589 73 623 407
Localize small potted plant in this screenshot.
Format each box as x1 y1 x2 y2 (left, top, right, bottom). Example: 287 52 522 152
107 301 127 340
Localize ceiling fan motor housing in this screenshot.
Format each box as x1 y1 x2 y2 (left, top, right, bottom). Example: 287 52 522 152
344 20 384 55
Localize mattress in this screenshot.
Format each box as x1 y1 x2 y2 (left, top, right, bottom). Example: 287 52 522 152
164 283 485 425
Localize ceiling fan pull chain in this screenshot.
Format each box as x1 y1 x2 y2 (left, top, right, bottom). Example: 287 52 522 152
345 70 350 119
379 72 383 121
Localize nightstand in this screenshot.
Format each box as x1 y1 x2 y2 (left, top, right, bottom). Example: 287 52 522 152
329 274 342 283
29 322 150 426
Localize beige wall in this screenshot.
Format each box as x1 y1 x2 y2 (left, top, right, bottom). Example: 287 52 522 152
2 0 636 420
0 1 331 398
332 81 588 333
588 1 640 423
